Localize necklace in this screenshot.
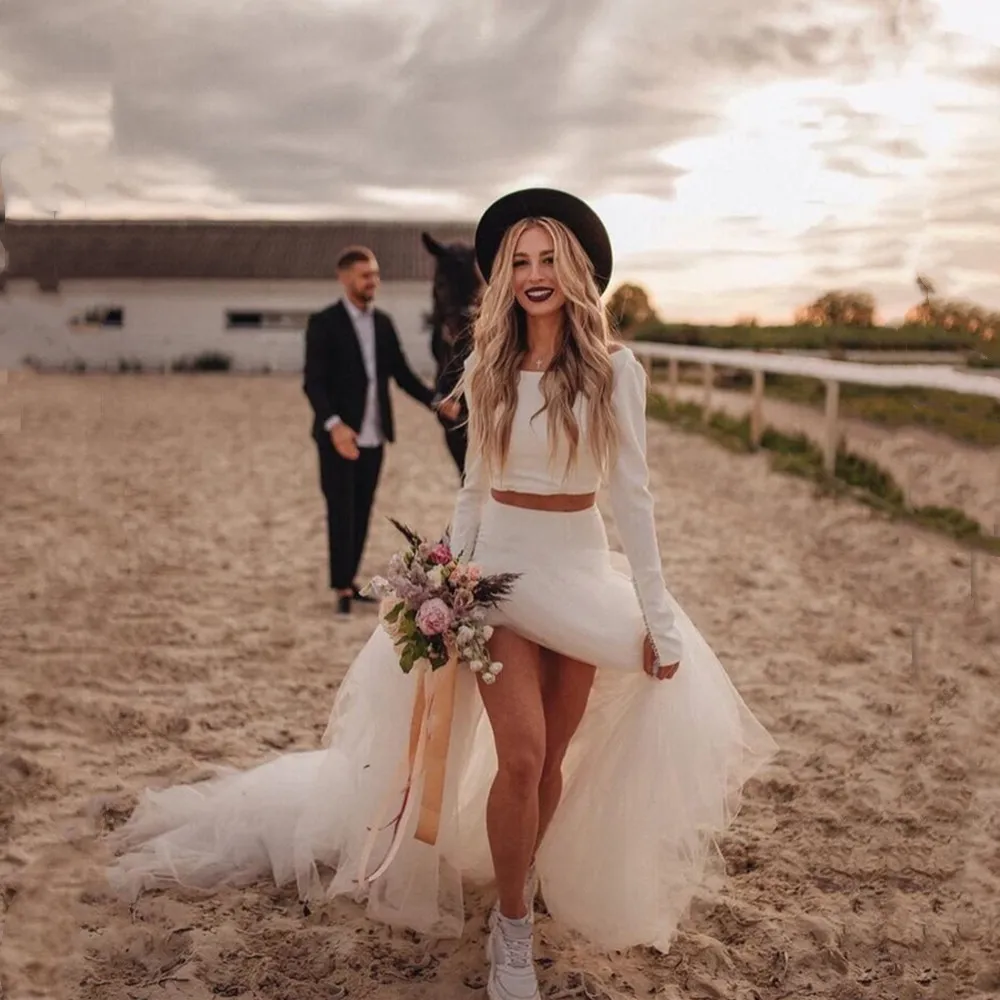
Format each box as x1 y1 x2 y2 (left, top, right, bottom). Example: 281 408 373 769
527 354 551 370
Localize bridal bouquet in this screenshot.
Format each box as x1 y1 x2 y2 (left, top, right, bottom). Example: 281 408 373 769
363 518 520 684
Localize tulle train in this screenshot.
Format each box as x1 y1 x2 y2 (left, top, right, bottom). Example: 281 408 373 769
107 501 778 952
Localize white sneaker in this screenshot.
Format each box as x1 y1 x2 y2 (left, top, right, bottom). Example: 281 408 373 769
485 907 540 1000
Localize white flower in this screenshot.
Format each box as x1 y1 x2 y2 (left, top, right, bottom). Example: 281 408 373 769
481 625 494 641
474 660 502 685
365 576 394 599
427 565 446 589
468 659 484 673
457 625 476 647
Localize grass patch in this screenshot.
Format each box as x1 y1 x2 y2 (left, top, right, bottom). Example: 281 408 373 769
646 396 754 454
756 374 1000 448
648 391 1000 556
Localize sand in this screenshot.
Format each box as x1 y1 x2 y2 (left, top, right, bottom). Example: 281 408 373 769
1 370 998 1000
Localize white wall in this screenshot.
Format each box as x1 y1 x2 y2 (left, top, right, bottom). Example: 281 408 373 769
0 278 438 376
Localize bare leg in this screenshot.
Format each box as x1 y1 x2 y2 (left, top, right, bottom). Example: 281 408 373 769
535 649 596 856
478 626 545 919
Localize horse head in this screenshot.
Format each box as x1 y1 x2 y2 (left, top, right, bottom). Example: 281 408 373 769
421 232 483 326
422 231 482 369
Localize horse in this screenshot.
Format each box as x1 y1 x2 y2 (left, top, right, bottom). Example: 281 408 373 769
421 231 482 478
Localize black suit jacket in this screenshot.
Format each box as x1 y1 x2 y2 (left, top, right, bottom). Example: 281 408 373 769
302 300 435 442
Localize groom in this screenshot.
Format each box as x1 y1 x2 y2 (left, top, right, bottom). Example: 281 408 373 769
303 245 438 616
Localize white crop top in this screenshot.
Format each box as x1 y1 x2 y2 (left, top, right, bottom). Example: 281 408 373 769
491 368 603 495
448 346 683 667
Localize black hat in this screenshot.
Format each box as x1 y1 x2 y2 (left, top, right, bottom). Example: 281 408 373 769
474 187 614 293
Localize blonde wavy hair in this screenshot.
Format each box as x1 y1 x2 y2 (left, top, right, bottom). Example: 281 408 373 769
449 216 619 481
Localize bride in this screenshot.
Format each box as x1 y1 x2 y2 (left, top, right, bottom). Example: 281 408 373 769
108 187 778 1000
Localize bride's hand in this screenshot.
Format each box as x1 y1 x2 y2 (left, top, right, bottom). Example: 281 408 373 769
643 635 680 681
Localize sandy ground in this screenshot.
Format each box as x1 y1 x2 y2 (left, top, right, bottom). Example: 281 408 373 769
661 379 1000 532
1 371 999 1000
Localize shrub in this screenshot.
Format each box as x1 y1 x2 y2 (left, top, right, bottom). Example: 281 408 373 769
171 351 233 372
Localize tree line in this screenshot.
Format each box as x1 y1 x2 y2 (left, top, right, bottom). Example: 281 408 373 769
606 274 998 344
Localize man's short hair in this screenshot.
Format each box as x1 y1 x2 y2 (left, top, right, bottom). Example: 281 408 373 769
337 245 376 271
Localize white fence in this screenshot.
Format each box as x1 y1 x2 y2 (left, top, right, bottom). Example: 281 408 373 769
629 341 1000 474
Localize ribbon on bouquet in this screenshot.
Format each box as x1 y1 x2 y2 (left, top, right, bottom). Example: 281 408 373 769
355 652 459 886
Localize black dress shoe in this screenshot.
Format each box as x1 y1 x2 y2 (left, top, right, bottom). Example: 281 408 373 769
352 585 377 604
337 594 352 616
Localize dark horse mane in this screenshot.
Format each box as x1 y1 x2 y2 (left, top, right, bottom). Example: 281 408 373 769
420 231 481 377
421 231 482 476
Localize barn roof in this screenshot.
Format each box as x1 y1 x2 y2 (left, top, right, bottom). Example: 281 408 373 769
0 218 477 288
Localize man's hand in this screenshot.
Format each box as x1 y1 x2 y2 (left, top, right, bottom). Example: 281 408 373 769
437 399 461 422
331 422 359 460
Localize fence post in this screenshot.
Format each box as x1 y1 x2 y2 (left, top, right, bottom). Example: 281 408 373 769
668 357 679 407
702 363 714 423
751 369 765 447
823 379 840 475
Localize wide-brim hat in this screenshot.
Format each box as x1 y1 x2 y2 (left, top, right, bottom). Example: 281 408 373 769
474 187 613 293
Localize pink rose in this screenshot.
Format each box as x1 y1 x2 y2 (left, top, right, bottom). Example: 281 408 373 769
464 563 481 583
428 542 453 566
416 597 452 636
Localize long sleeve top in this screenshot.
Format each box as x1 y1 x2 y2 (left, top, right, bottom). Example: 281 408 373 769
448 346 683 666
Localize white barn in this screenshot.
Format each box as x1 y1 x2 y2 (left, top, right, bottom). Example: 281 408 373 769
0 218 476 376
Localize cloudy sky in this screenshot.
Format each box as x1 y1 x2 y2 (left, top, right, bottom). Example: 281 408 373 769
1 0 997 322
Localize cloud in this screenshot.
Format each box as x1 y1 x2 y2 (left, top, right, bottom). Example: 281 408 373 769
623 246 794 272
823 154 890 178
940 240 1000 274
0 0 998 321
689 0 941 81
0 0 730 215
965 61 1000 88
0 0 123 89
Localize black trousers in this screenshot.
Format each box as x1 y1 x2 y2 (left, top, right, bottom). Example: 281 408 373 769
315 435 384 591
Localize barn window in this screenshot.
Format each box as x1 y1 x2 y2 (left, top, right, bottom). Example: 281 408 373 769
70 306 124 327
96 307 124 326
225 309 310 330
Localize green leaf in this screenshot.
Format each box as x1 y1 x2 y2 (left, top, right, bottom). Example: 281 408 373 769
384 601 404 624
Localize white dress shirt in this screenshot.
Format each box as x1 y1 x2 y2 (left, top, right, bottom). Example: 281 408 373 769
323 297 384 448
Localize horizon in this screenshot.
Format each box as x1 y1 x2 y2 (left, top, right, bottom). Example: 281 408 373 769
0 215 959 328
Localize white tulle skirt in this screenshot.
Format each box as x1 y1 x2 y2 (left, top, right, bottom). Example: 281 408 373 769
107 498 778 952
